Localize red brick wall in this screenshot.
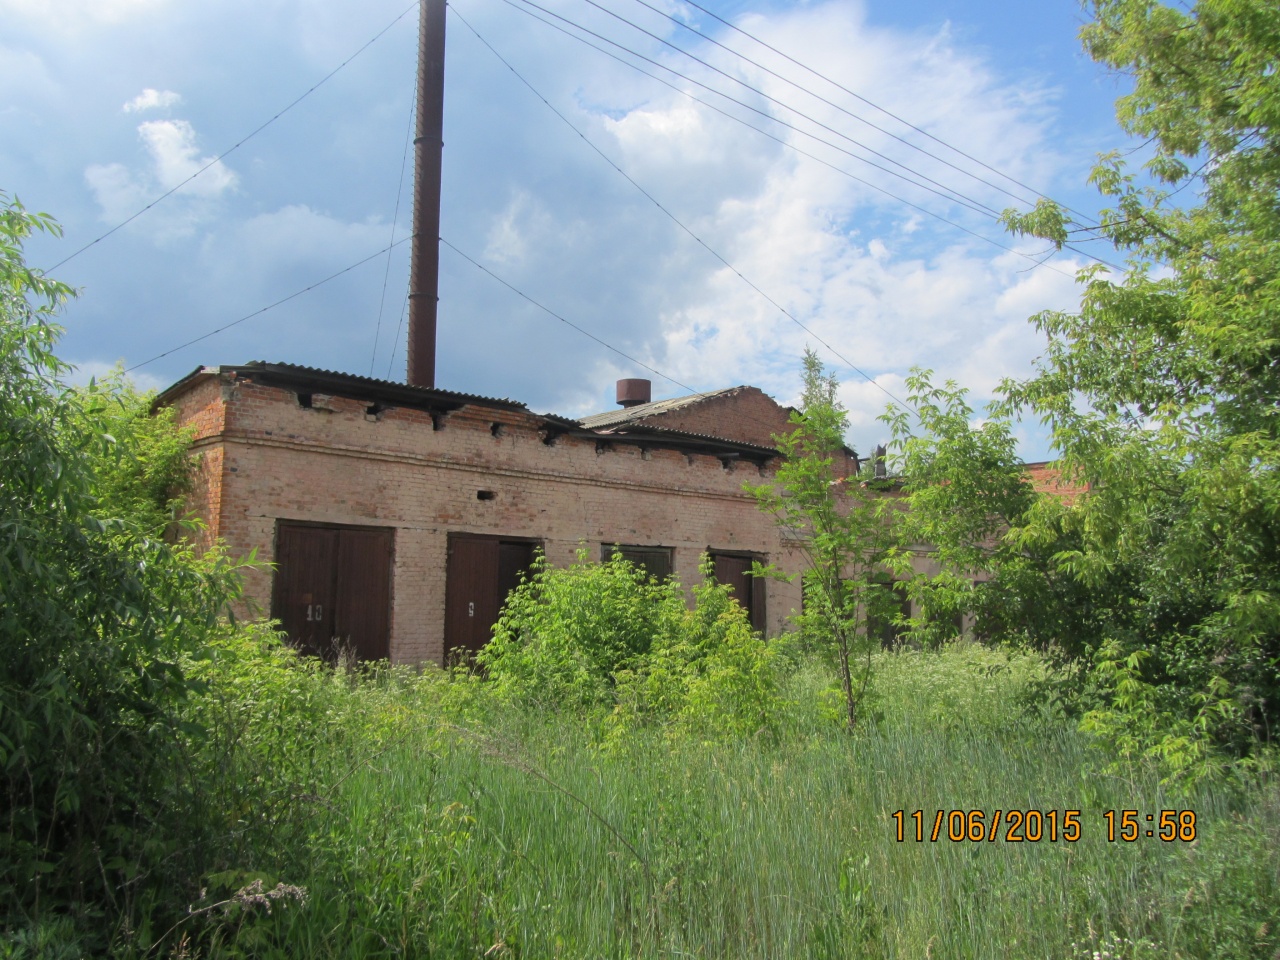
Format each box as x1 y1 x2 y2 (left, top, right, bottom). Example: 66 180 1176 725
169 372 805 664
641 386 792 448
1024 461 1089 502
167 374 228 549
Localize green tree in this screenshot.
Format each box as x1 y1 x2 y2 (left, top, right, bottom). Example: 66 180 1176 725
882 371 1040 647
0 192 246 934
66 367 196 532
750 349 896 732
997 0 1280 774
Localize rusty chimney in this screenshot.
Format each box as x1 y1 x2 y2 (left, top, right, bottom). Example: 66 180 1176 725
407 0 446 388
616 378 652 408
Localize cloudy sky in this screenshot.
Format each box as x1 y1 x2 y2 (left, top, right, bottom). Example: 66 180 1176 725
1 0 1132 458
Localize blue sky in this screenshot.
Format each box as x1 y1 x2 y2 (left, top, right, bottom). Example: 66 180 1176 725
1 0 1133 459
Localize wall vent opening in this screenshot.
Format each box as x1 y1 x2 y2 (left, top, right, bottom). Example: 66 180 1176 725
476 490 496 501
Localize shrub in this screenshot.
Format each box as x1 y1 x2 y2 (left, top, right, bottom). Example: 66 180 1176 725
478 551 787 737
479 550 683 710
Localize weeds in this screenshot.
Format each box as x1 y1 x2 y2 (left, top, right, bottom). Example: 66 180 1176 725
102 636 1278 959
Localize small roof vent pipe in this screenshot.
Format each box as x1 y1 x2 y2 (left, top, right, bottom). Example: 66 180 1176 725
616 378 652 408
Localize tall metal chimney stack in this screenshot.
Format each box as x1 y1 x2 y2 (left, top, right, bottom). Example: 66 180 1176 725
407 0 446 388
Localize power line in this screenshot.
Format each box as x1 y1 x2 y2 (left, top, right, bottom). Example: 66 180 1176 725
483 0 1076 278
440 237 698 394
125 236 413 374
370 88 418 376
566 0 1009 218
51 1 419 273
385 295 411 380
678 0 1102 228
507 0 1003 221
452 5 915 413
492 0 1122 272
625 0 1044 209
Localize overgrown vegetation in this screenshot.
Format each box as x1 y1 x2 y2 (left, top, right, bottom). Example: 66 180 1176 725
877 0 1280 782
748 349 898 732
5 0 1280 954
479 550 789 738
0 192 251 935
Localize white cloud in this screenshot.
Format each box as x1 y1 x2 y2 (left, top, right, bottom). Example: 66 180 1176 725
123 87 181 113
137 119 235 194
484 192 557 266
541 0 1086 453
84 117 236 237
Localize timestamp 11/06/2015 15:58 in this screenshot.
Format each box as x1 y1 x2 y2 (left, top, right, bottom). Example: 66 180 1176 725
890 809 1198 843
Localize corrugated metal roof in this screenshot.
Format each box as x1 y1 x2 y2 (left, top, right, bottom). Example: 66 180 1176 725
238 361 526 408
578 386 743 429
154 361 527 413
598 421 779 458
153 362 780 460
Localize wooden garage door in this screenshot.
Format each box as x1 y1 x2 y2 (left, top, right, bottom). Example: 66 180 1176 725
271 521 393 662
711 553 765 633
445 536 536 662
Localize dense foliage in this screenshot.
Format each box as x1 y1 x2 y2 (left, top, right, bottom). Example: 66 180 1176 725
67 368 196 532
0 193 246 940
874 0 1280 781
478 551 789 738
993 0 1280 776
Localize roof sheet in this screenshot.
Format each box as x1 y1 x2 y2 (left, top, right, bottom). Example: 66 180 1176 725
578 386 742 429
154 361 526 412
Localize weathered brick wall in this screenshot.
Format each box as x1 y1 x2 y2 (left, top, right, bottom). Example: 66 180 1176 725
167 374 228 550
177 373 805 664
641 386 791 448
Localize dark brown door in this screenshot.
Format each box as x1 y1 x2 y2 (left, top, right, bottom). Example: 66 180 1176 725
271 522 393 662
712 553 765 632
497 541 536 607
272 524 338 658
334 527 393 661
445 536 537 662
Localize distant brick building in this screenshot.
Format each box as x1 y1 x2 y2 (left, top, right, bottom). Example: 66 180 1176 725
157 362 859 666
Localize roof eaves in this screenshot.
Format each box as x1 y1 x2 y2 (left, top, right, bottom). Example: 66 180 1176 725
157 361 528 414
600 422 779 461
151 365 220 413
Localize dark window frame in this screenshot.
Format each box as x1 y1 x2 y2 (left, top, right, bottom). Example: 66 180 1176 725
602 543 675 582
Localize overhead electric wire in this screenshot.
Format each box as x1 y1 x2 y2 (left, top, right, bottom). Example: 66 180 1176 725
452 5 915 412
678 0 1102 228
50 0 419 273
441 237 699 394
570 0 1008 218
625 0 1044 209
370 89 418 376
494 0 1122 272
385 295 411 379
476 0 1079 279
125 236 413 375
507 0 1004 220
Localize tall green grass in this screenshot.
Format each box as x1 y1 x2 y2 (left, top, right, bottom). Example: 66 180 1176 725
95 641 1280 959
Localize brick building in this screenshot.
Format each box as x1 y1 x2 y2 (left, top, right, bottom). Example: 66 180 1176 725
157 362 859 665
